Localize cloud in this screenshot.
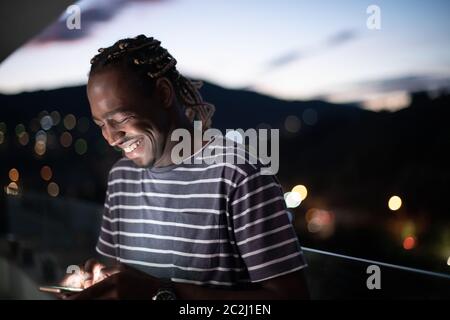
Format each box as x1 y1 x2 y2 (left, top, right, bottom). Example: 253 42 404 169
264 28 359 72
30 0 164 45
326 29 358 47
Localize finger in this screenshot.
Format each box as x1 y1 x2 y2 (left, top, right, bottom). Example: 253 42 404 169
84 259 105 274
91 265 121 285
60 272 85 288
83 279 93 288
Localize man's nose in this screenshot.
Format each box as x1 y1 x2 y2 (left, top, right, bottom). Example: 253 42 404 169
103 125 125 146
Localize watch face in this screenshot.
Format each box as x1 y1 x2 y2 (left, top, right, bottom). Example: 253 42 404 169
153 289 176 300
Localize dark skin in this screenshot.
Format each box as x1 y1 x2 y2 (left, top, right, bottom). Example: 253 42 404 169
60 64 310 300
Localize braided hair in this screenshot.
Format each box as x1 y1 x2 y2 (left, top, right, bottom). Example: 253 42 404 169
89 35 215 129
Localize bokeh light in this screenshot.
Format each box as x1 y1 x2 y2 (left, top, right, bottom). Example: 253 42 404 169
35 130 47 143
40 166 53 181
403 236 416 250
305 208 335 237
63 114 77 130
40 115 53 131
4 182 19 196
284 191 302 208
60 131 73 147
447 256 450 266
34 140 46 156
50 111 61 126
0 131 4 145
8 168 19 182
0 122 6 132
75 138 88 155
47 182 59 197
388 195 402 211
18 132 29 146
15 124 25 136
284 115 301 133
292 184 308 201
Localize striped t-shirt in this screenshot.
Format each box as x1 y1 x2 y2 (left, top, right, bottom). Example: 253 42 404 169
96 135 307 287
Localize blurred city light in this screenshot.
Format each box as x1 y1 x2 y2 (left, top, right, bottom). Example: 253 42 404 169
40 115 53 130
18 132 29 146
47 182 59 197
388 195 402 211
0 122 6 132
0 131 4 144
34 140 46 156
305 208 335 238
4 182 19 196
50 111 61 126
284 191 302 208
35 130 47 143
292 184 308 200
75 138 88 155
40 165 52 181
15 123 25 136
63 114 77 130
60 131 72 147
403 236 416 250
8 168 19 182
447 256 450 266
284 115 301 133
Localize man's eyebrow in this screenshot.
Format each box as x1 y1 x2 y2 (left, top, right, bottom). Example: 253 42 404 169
92 108 129 121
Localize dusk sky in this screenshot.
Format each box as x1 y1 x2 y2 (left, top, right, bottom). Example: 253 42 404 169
0 0 449 110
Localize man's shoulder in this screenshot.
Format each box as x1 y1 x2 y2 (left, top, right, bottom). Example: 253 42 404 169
194 135 268 180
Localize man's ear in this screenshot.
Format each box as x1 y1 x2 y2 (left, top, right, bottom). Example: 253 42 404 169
155 77 175 109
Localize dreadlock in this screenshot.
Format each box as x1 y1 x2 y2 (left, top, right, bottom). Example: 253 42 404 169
89 34 215 129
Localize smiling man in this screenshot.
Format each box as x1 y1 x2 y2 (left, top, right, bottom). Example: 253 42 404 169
61 35 309 300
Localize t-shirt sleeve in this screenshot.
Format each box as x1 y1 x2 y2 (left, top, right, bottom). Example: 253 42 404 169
95 190 118 260
230 170 307 282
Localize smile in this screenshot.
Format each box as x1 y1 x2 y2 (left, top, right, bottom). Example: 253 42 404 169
123 138 143 153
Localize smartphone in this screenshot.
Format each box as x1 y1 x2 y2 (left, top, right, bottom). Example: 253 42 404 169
39 285 84 294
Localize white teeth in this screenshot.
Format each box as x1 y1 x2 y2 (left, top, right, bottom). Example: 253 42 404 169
123 139 141 153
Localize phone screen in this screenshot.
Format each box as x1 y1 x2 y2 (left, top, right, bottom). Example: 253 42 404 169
39 285 84 294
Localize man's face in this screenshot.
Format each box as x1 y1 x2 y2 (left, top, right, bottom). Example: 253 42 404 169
87 66 170 167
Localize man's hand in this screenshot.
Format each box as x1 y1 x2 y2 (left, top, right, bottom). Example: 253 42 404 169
59 258 116 289
64 264 160 300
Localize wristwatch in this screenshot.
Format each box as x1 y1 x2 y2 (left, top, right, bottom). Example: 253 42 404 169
152 278 177 300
